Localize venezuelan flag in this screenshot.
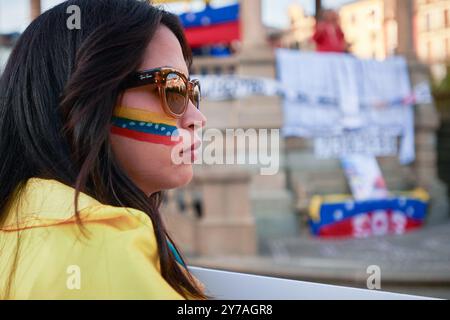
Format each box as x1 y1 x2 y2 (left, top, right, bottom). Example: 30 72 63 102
111 107 181 146
177 2 240 48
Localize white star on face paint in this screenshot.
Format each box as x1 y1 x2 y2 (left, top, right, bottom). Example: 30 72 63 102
140 122 145 126
146 123 153 127
130 122 136 126
161 127 166 131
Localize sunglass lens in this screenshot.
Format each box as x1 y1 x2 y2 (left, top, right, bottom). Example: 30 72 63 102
165 73 188 115
191 83 201 109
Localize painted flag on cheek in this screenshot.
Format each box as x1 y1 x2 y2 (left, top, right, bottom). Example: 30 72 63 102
110 107 182 146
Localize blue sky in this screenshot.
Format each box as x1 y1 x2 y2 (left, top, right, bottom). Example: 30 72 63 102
0 0 355 33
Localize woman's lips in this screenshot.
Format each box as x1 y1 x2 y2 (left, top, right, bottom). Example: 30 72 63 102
180 141 201 161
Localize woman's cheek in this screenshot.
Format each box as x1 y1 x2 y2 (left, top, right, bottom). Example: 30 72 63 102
110 134 193 193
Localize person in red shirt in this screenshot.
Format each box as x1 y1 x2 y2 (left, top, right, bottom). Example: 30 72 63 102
312 10 348 53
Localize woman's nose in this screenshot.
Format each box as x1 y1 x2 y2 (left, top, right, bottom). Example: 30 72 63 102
179 102 207 130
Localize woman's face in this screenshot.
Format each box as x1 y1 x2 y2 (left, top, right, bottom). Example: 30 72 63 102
111 25 206 196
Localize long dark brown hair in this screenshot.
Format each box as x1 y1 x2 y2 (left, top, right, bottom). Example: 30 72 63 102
0 0 206 299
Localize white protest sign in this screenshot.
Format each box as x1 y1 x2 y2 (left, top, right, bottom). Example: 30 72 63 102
314 130 398 159
189 266 436 300
341 155 389 200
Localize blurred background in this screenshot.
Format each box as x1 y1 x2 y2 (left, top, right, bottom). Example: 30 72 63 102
1 0 450 299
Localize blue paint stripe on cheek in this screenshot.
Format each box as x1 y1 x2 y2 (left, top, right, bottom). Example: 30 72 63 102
111 117 179 137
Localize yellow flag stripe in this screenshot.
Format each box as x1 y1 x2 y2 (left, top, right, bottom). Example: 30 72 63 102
113 107 177 126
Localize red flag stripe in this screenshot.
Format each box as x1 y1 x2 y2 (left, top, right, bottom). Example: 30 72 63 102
111 126 182 146
184 21 240 48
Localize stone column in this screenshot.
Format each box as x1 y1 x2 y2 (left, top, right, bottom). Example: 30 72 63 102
395 0 416 60
30 0 41 20
237 0 297 249
236 0 280 133
408 60 449 224
395 0 449 223
194 169 257 256
239 0 267 55
238 0 274 76
315 0 322 20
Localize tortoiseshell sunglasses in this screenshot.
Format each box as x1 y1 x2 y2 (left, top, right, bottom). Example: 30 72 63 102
121 67 201 118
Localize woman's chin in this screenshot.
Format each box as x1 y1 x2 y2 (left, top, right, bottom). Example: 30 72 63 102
170 164 194 188
135 164 194 196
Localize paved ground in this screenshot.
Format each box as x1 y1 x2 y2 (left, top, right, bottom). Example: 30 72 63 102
189 222 450 299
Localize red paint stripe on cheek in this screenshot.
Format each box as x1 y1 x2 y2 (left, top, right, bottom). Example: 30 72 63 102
111 126 182 146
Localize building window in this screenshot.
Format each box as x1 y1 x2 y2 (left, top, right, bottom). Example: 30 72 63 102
370 9 376 20
427 41 432 61
445 9 450 28
425 13 431 31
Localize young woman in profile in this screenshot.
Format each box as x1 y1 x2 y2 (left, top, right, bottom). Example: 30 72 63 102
0 0 207 299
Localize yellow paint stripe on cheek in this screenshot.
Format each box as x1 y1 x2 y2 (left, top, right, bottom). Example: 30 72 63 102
113 106 178 127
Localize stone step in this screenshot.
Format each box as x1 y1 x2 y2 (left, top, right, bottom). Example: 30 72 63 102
288 170 350 195
255 213 300 254
250 172 287 191
285 151 341 171
250 189 294 216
